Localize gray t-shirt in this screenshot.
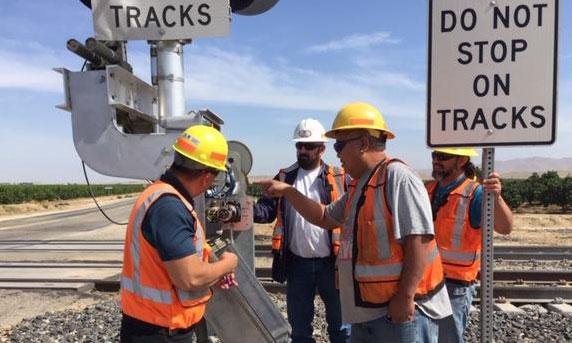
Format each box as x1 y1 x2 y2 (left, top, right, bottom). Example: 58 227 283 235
325 162 452 324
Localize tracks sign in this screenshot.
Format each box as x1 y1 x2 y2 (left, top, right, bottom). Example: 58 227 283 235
91 0 230 41
427 0 559 147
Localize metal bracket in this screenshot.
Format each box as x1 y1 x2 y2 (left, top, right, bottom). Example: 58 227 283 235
106 65 157 124
54 68 72 112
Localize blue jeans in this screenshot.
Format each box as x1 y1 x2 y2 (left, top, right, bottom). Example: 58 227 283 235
438 282 476 343
286 254 350 343
351 309 438 343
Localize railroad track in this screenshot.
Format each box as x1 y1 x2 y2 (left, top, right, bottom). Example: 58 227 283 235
0 240 570 306
255 244 572 261
2 240 570 260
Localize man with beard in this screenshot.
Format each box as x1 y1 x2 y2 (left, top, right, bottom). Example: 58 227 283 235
254 118 350 343
426 148 513 343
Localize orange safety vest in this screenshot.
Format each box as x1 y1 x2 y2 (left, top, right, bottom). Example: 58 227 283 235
121 181 213 329
272 163 345 256
348 159 445 307
426 178 481 284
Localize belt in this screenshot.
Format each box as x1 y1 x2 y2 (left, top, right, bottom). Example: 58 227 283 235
289 252 333 261
121 313 195 336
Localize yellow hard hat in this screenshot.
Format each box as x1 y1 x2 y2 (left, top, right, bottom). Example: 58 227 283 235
173 125 228 172
433 147 478 157
325 102 395 139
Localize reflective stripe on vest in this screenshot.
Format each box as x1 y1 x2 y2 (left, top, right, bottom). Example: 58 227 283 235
355 245 439 278
372 179 391 260
271 169 288 252
451 181 477 250
439 250 480 264
123 185 210 306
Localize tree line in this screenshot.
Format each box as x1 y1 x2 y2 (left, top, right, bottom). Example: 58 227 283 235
246 171 572 212
0 184 145 204
500 171 572 211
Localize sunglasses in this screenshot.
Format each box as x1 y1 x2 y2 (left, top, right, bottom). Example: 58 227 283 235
295 142 321 150
431 152 456 161
333 136 362 154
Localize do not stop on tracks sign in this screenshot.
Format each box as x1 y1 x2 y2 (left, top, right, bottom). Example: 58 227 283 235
427 0 559 147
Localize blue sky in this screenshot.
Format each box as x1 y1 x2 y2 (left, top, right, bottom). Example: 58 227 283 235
0 1 570 183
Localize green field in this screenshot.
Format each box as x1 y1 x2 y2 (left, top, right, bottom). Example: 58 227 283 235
0 184 146 204
2 171 570 212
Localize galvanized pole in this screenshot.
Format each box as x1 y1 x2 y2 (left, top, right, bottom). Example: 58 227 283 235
156 41 186 125
480 147 495 342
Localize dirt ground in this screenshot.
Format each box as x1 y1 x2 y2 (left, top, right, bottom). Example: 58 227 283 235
255 213 572 246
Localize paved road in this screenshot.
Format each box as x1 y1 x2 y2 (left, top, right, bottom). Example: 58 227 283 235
0 199 134 240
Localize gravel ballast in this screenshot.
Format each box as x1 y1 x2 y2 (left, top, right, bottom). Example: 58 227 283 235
2 293 571 343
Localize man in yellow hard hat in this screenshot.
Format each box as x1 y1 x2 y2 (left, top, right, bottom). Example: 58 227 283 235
258 102 452 342
426 148 513 343
254 118 350 343
120 125 238 342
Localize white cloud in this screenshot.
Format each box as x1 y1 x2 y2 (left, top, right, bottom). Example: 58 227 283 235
306 32 400 54
184 47 422 118
0 39 76 93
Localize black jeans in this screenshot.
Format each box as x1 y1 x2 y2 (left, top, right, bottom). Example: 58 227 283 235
120 313 199 343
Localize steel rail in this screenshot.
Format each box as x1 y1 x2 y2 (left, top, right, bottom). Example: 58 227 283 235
254 244 572 261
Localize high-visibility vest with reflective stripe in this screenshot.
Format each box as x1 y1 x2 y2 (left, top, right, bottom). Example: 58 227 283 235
272 163 345 255
427 178 481 283
121 181 213 329
348 159 445 307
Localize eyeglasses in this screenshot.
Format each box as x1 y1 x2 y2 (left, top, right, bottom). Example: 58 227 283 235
295 142 321 150
333 136 362 154
431 152 456 161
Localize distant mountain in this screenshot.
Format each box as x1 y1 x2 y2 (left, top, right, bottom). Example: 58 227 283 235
418 157 572 179
495 157 572 178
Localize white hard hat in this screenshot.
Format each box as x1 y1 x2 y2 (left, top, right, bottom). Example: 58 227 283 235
292 118 329 142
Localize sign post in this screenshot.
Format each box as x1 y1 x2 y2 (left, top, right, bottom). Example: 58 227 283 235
428 1 559 341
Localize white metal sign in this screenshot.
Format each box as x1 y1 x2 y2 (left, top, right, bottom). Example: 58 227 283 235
91 0 230 41
427 0 558 147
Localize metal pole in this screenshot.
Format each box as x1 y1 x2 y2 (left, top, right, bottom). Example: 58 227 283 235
480 147 495 343
156 41 186 123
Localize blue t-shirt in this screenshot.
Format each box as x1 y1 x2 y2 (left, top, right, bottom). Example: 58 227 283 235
432 177 483 229
141 171 197 261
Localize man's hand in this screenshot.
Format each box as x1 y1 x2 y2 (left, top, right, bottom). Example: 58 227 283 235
482 172 503 198
219 251 238 271
256 180 292 198
388 292 415 323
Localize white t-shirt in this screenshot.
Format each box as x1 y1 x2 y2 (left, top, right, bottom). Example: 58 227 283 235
287 167 331 258
325 162 452 324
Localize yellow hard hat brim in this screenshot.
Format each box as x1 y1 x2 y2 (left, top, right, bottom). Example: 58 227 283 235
433 148 478 157
325 126 395 140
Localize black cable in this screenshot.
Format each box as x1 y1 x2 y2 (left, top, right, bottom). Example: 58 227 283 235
82 161 128 226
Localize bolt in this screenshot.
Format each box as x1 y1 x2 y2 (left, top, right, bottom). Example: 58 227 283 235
487 129 493 135
159 29 166 36
490 0 497 6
